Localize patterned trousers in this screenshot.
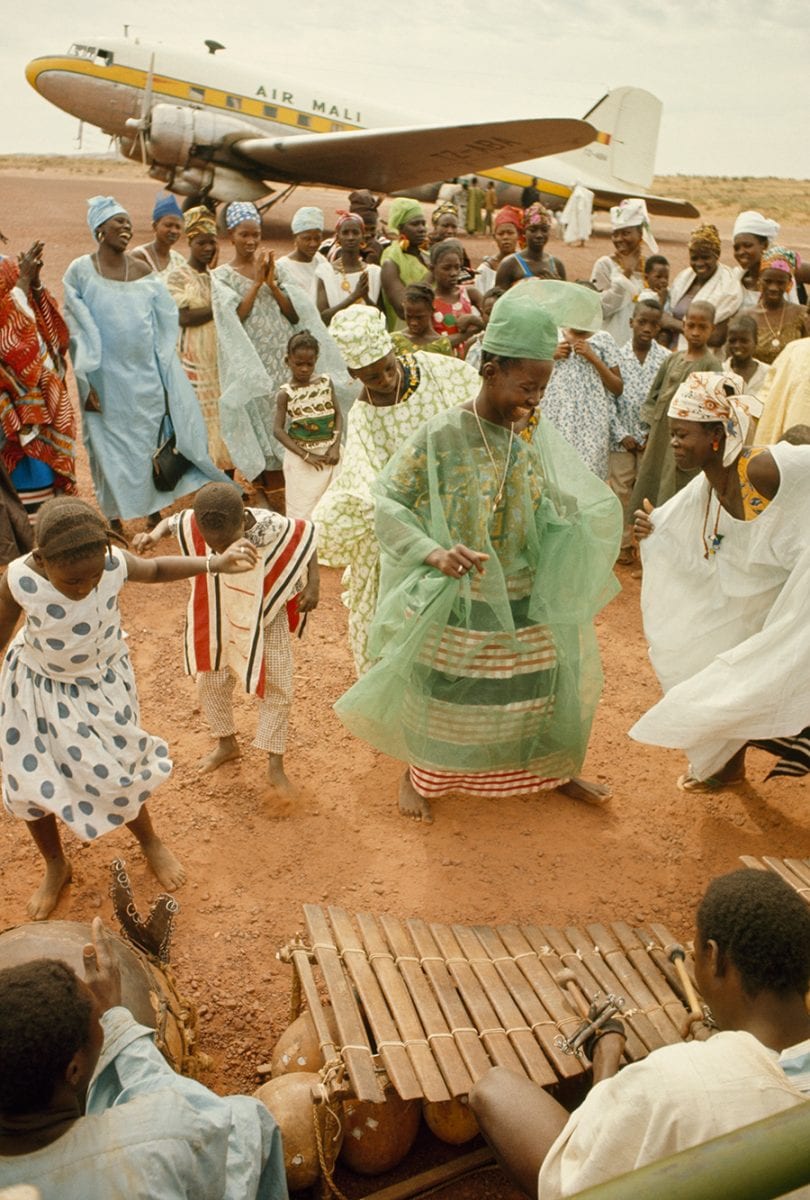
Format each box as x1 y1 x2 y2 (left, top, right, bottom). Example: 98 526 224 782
196 610 292 753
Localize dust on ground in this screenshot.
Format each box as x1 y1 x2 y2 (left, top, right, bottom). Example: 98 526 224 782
0 164 808 1198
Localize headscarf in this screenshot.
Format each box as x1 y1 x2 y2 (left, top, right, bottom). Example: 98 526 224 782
331 306 393 369
482 279 565 360
760 245 800 280
387 198 423 232
610 197 658 253
152 192 183 222
667 371 763 467
184 206 217 241
494 205 524 233
334 210 364 233
225 201 261 230
431 201 459 227
86 195 127 234
291 206 324 235
524 202 553 232
688 224 722 256
349 190 380 215
732 211 779 243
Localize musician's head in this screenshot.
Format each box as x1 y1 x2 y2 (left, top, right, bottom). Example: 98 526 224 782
0 959 101 1118
694 869 810 1018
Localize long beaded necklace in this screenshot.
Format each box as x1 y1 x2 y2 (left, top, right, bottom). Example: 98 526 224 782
93 251 129 282
473 398 514 511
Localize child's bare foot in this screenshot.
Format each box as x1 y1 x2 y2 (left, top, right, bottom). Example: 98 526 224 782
259 753 297 815
27 858 72 920
558 777 611 806
398 769 433 823
141 839 187 890
198 736 240 773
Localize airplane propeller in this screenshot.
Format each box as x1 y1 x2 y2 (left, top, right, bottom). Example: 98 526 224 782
125 52 155 161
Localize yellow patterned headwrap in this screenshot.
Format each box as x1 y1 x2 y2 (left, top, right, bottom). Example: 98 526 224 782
688 224 722 255
184 206 217 241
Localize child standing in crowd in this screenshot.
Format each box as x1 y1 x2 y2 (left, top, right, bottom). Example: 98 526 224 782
465 287 505 372
134 483 318 800
0 497 257 920
273 331 342 520
723 314 769 439
542 285 623 479
391 284 455 357
429 240 483 357
638 254 676 347
631 300 722 510
609 300 670 562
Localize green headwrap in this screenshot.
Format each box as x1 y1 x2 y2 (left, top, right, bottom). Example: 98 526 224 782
387 197 424 232
483 279 602 360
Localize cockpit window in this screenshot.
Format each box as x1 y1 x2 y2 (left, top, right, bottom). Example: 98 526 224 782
68 44 114 65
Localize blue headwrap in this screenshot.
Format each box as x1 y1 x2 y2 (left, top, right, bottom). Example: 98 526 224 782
152 191 183 222
225 201 261 230
86 195 128 234
291 206 324 235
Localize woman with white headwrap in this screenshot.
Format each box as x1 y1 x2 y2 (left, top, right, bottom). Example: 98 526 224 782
591 198 656 345
731 210 785 310
631 371 810 790
276 206 325 301
312 305 480 675
63 196 226 528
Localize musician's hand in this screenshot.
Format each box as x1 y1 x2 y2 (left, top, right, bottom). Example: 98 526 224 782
83 917 123 1013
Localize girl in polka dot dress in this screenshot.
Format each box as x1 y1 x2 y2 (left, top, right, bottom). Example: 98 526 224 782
0 496 257 919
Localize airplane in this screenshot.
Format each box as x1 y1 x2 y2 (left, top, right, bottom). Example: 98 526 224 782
25 38 699 218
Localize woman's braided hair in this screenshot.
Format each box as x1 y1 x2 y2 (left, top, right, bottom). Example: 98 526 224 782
34 497 124 564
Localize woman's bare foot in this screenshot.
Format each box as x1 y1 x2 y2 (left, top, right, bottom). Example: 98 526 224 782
558 777 612 807
398 769 433 824
27 858 72 920
140 838 187 890
198 735 240 773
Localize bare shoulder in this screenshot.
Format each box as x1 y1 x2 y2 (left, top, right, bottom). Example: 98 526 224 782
127 256 153 281
746 448 780 499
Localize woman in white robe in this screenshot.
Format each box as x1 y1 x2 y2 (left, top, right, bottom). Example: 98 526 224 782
630 371 810 788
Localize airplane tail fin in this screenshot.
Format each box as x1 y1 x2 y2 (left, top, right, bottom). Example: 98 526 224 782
558 87 662 191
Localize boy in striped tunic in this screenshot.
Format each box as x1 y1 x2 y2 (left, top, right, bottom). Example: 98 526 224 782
134 483 318 798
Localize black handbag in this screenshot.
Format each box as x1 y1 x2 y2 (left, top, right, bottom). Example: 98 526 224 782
152 390 191 492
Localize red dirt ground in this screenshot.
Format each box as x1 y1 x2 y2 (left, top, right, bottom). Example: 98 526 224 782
1 168 808 1198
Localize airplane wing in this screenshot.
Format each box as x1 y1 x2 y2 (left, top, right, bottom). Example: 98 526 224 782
233 118 596 193
587 183 699 219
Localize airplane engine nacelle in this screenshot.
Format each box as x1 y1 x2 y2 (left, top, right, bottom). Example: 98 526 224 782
149 163 267 203
144 104 262 172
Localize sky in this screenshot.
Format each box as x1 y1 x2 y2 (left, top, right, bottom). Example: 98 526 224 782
5 0 810 179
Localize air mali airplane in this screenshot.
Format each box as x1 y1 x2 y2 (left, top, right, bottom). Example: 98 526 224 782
26 38 698 217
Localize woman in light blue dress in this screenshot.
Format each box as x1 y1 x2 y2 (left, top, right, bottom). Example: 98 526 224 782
63 196 226 526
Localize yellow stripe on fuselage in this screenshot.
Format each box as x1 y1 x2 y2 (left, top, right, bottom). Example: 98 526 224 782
26 56 363 136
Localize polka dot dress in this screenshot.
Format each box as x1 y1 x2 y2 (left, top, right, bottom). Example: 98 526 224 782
1 549 172 840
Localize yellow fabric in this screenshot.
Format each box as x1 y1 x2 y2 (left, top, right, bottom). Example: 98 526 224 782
754 340 810 444
737 447 771 520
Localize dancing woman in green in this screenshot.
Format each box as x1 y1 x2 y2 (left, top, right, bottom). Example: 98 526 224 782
335 281 622 821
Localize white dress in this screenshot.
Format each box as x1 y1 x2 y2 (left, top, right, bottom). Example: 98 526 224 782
0 549 171 840
315 260 381 307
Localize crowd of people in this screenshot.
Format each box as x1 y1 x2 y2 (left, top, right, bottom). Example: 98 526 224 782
1 179 809 1198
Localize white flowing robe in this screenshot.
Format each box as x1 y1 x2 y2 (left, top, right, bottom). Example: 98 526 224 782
630 442 810 778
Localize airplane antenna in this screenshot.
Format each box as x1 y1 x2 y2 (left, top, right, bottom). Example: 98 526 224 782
204 40 226 55
123 24 129 37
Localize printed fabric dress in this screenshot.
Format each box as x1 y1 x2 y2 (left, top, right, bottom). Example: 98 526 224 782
0 549 171 840
542 331 621 479
313 351 480 675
